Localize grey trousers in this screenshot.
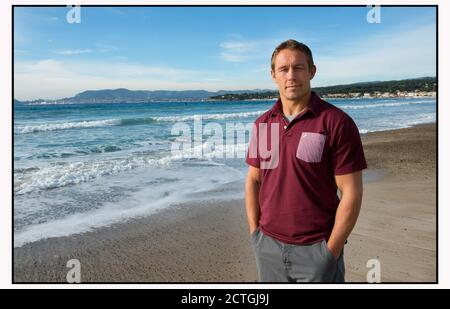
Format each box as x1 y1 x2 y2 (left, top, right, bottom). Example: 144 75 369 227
251 227 345 283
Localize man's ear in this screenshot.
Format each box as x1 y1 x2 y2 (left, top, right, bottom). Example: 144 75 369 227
309 65 317 80
271 70 276 82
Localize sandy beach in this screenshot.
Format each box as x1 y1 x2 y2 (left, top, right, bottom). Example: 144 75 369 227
13 123 436 283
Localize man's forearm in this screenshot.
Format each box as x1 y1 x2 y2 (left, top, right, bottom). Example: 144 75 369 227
327 188 363 258
245 178 261 234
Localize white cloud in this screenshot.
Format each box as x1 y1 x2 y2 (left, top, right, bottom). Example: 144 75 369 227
219 37 278 63
313 23 436 86
52 49 92 55
220 41 255 53
219 40 255 62
220 52 250 63
51 44 119 56
14 23 436 100
97 44 119 53
14 59 238 100
218 23 436 86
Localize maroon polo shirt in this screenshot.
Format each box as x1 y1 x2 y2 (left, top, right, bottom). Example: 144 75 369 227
246 91 367 245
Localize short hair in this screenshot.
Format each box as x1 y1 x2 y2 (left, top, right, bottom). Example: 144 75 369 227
271 39 314 71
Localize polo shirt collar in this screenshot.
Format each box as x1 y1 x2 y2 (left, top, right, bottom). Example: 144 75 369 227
270 91 321 118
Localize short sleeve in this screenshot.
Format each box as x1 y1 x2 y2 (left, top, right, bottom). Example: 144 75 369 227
332 115 367 175
246 122 260 168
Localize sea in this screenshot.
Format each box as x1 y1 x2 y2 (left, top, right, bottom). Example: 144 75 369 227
13 97 436 247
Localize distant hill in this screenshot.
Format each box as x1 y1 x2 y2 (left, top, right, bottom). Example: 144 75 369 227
15 89 274 104
72 88 218 101
313 76 436 95
209 77 437 100
13 77 436 104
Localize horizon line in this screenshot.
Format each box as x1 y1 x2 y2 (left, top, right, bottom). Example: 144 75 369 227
14 76 436 102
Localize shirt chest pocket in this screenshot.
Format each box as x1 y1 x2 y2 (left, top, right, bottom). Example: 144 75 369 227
296 132 326 163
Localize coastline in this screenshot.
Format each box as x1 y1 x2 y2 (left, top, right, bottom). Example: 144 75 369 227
16 93 436 105
13 123 436 283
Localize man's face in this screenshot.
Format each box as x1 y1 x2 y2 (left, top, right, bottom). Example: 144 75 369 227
271 49 316 102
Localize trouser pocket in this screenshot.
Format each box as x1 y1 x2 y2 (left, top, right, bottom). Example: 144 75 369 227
250 227 261 246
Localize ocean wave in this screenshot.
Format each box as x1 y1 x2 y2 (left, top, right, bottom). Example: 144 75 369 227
15 110 266 134
358 113 435 134
15 119 120 134
28 145 123 159
13 161 245 248
338 100 434 110
14 141 250 195
151 110 265 122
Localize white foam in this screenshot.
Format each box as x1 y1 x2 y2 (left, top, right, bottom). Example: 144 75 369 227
358 112 435 134
15 110 266 134
15 155 170 195
15 119 120 134
14 141 251 195
152 110 266 122
339 99 434 110
14 163 244 247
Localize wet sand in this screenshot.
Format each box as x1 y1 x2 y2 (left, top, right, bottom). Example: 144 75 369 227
13 123 436 283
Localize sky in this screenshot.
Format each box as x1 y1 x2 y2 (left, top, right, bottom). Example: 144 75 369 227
13 6 436 100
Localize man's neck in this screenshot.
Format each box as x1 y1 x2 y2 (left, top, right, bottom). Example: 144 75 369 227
281 91 311 116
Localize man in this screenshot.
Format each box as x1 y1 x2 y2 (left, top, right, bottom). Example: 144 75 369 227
245 39 367 282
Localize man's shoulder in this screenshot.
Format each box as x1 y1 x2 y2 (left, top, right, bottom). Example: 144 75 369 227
318 97 353 124
317 97 361 139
